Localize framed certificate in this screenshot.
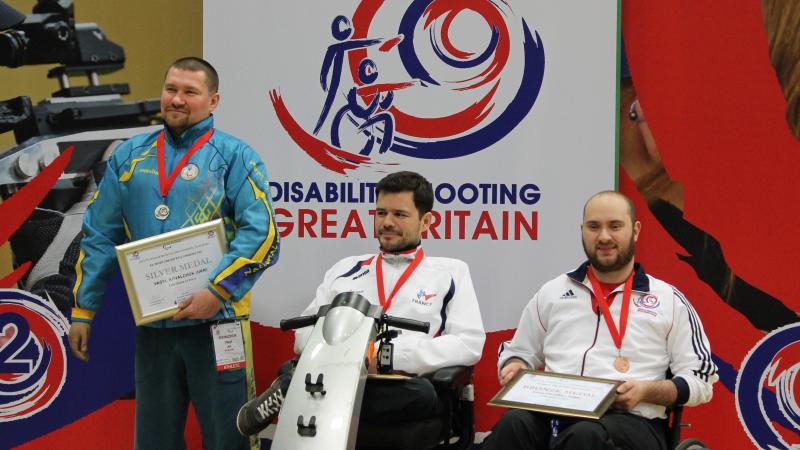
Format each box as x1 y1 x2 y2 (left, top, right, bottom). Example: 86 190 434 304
488 370 621 419
115 219 228 325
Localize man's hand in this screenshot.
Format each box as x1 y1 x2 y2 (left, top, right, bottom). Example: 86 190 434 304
499 358 528 386
68 322 92 362
173 288 224 321
614 379 678 411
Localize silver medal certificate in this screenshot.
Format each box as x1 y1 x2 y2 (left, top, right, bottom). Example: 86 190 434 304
488 370 620 419
115 219 228 325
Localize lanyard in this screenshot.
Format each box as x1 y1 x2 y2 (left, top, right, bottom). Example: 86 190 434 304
586 267 634 353
156 128 214 199
376 248 425 312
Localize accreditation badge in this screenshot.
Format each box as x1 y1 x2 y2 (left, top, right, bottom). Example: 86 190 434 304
211 321 246 372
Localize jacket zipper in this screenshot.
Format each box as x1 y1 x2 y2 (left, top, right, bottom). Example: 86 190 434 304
580 305 601 376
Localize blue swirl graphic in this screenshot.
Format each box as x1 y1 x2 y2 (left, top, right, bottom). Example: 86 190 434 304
390 21 545 159
737 323 800 449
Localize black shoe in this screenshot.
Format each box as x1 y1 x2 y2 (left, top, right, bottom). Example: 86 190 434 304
236 378 285 436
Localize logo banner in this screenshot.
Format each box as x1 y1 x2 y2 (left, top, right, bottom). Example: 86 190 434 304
204 0 620 331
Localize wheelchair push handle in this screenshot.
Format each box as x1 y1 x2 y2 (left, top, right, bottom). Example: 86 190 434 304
383 315 430 334
280 315 318 331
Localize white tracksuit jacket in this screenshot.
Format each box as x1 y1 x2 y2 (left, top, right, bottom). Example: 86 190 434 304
295 246 486 375
498 262 718 419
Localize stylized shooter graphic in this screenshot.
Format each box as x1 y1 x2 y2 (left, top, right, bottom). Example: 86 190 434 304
314 15 402 136
331 59 416 155
737 323 800 449
270 0 545 173
0 290 69 421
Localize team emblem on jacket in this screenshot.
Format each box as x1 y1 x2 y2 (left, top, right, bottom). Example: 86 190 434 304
412 289 436 306
634 294 659 309
180 163 199 181
633 294 659 316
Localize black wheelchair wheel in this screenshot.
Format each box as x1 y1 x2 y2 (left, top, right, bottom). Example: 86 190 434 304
674 438 707 450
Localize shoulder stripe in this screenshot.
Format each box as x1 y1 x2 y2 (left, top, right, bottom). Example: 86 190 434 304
118 142 157 182
673 287 717 381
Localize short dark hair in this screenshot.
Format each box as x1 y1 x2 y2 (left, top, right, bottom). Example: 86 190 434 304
166 57 219 93
583 190 637 224
376 171 434 216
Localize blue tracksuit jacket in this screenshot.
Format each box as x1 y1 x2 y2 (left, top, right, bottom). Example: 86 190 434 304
71 115 280 327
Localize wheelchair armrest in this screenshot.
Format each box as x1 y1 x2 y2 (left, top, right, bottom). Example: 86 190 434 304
426 365 473 390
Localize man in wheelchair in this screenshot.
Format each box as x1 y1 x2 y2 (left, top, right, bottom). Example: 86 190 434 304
237 171 486 439
483 191 718 450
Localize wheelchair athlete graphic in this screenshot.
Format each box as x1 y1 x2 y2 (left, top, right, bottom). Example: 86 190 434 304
330 58 415 157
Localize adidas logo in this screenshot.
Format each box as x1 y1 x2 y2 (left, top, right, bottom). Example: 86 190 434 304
559 289 577 299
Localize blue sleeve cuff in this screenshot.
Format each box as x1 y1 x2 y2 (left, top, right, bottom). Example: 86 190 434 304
671 376 690 405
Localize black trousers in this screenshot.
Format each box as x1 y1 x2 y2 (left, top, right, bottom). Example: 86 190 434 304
360 376 442 422
482 409 668 450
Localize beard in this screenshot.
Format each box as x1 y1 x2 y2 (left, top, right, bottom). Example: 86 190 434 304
583 234 636 273
378 229 420 253
164 111 190 132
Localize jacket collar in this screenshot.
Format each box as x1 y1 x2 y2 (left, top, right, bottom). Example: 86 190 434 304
567 260 650 292
164 115 215 147
379 244 422 264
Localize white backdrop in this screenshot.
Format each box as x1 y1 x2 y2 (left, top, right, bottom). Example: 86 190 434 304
203 0 618 332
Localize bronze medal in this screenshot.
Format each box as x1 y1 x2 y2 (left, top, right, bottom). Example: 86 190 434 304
614 355 630 373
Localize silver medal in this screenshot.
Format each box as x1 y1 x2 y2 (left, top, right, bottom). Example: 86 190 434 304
154 204 170 220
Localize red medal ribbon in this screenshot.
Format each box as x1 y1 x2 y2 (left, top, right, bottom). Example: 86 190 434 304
586 267 634 353
376 248 425 312
156 128 214 198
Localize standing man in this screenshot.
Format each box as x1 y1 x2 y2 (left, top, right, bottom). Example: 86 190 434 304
68 57 280 450
483 191 717 450
236 171 485 435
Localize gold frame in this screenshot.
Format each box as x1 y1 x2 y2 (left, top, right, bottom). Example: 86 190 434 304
488 369 621 419
115 219 228 325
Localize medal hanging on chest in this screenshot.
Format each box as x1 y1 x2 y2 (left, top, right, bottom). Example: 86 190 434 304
613 355 630 372
154 204 170 220
155 129 214 221
587 267 634 373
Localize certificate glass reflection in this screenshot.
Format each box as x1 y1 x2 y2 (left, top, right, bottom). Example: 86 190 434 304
489 370 620 419
115 219 227 325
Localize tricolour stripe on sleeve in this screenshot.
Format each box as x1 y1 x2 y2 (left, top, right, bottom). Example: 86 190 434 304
435 278 456 337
